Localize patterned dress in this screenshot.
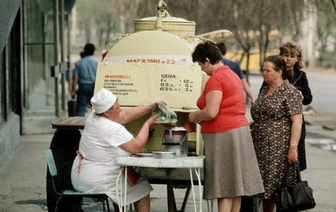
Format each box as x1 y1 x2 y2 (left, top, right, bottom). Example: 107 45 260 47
251 80 302 199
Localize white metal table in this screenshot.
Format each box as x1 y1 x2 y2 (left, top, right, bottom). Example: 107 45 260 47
115 156 204 212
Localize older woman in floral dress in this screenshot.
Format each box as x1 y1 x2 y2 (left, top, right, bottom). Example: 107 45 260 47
251 55 303 212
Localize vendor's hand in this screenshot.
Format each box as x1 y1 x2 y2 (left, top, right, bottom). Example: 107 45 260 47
147 114 159 126
287 147 298 164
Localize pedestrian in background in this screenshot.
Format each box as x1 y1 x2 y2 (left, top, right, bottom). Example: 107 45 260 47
251 55 302 212
71 43 98 116
189 41 264 212
216 42 255 104
280 41 313 171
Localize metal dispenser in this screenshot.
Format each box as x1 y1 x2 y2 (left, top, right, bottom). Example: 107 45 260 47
162 127 188 157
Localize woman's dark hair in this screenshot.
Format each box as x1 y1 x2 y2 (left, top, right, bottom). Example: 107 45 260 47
192 41 222 65
264 55 290 80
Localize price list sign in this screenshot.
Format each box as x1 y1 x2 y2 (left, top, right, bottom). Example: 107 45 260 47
160 74 196 93
94 62 205 109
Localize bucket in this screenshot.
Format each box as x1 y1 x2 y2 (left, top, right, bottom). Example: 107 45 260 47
162 127 188 145
162 127 188 157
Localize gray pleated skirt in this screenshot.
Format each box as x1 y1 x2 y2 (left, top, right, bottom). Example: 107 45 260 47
202 125 264 200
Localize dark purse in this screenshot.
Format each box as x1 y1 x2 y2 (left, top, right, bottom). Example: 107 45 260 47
272 165 316 212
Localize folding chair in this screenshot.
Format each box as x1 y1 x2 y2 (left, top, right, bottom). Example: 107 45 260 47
45 149 111 212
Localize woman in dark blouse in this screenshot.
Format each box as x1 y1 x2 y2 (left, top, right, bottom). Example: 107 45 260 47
280 41 313 171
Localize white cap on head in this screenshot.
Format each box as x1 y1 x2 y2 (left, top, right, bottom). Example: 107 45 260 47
91 88 117 114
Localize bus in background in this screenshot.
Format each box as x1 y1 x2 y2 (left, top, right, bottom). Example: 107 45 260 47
214 30 282 73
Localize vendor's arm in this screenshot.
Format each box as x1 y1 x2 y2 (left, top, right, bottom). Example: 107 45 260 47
119 115 158 153
118 102 156 125
287 113 302 164
189 90 221 123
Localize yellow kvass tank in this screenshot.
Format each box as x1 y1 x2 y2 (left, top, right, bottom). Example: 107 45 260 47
94 1 231 155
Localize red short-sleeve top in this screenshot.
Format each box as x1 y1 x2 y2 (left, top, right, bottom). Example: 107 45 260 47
197 65 249 133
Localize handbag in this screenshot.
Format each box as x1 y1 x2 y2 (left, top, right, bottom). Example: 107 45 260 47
272 165 316 212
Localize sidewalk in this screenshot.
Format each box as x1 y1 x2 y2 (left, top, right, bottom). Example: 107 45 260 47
0 110 335 211
0 133 209 212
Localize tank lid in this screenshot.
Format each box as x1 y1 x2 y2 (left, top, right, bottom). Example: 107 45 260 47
134 0 195 35
137 16 190 23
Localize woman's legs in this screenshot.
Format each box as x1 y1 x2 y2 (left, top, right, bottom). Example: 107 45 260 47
263 198 276 212
218 196 241 212
134 195 150 212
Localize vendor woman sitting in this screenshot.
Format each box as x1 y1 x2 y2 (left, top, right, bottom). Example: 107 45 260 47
71 88 160 212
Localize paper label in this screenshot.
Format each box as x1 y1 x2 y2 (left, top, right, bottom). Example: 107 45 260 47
94 62 204 110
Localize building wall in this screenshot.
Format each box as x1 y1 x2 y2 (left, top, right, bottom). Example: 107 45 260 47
0 4 21 169
0 115 20 169
0 0 22 54
0 0 74 168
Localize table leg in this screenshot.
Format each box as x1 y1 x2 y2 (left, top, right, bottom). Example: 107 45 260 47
167 180 177 212
207 200 214 212
116 168 127 212
180 186 191 212
189 168 203 212
196 168 202 212
124 167 127 212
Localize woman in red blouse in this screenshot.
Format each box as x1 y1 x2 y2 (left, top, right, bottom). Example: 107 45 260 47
188 41 264 212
